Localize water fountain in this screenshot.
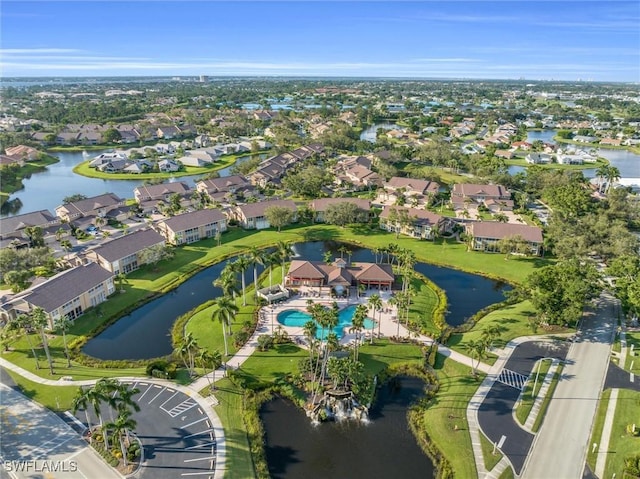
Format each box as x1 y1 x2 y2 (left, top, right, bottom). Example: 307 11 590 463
307 390 369 423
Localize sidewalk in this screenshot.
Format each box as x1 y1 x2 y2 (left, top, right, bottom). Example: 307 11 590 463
595 388 619 478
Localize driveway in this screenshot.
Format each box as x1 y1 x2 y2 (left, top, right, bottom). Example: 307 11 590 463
478 340 569 475
75 380 218 479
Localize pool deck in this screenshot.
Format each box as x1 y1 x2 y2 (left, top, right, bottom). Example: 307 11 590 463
256 286 405 347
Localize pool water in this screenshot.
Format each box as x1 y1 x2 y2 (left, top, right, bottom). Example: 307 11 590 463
277 305 374 340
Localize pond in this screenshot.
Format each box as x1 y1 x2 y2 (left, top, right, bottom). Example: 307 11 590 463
359 122 402 142
261 376 435 479
83 241 509 360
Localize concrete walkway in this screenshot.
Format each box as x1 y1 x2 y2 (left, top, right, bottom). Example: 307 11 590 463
595 388 619 478
523 358 561 432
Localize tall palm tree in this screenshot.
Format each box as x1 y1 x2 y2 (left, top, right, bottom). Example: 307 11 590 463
266 251 280 290
197 349 222 391
55 315 73 367
107 410 137 467
16 314 39 370
72 387 94 440
595 164 609 193
349 304 367 361
93 378 120 450
247 247 265 298
231 256 250 306
276 241 294 285
464 339 487 376
31 307 54 374
113 383 141 416
213 267 239 299
176 332 199 376
605 165 621 194
211 295 239 356
368 293 383 341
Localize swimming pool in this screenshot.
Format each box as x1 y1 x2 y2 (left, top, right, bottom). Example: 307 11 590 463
277 305 374 340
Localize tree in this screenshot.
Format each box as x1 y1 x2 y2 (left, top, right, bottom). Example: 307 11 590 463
213 266 239 299
493 213 509 223
464 339 488 376
368 293 383 341
63 194 87 204
264 206 294 232
106 410 137 466
211 295 239 356
138 244 172 268
5 270 31 292
24 226 44 248
323 202 369 227
230 256 250 306
55 315 73 367
16 314 40 370
60 239 73 260
175 332 199 377
102 127 122 143
247 247 265 298
31 307 54 375
197 349 222 391
604 165 621 194
522 259 602 326
349 304 367 361
276 241 294 285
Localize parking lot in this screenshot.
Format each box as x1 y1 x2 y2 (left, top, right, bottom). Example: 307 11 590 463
76 380 219 479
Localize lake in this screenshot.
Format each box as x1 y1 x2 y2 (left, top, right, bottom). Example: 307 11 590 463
359 122 402 142
83 241 509 360
261 376 435 479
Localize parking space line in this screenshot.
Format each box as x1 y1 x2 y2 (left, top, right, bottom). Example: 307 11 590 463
183 456 216 463
159 391 179 411
184 429 214 439
181 417 207 429
185 441 216 450
180 473 214 476
137 384 154 401
205 420 210 428
148 386 167 404
166 398 197 417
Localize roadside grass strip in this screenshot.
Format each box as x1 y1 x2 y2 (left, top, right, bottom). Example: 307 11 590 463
515 359 552 425
480 431 504 471
531 363 564 433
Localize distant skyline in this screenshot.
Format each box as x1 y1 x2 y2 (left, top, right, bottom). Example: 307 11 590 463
1 1 639 82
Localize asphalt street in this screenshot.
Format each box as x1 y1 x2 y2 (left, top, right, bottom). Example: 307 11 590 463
478 340 569 475
603 362 640 391
521 293 617 479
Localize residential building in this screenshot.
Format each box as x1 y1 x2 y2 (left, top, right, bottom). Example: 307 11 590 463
379 177 440 205
466 222 544 255
157 209 227 245
4 145 39 160
379 206 453 240
55 193 125 222
451 183 511 210
85 229 166 274
309 198 371 222
232 199 297 230
0 263 115 328
0 209 69 249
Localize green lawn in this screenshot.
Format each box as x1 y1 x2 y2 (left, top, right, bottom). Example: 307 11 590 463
532 364 563 432
504 158 607 171
358 340 424 376
421 355 484 479
498 467 515 479
5 370 80 412
480 431 503 470
212 378 257 479
625 331 640 372
587 388 612 471
603 389 640 479
449 301 539 356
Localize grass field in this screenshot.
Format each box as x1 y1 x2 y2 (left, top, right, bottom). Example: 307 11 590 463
587 388 611 471
480 431 504 471
422 355 484 479
515 359 552 425
625 331 640 372
604 389 640 479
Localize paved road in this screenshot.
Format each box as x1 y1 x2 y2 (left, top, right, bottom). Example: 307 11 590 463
603 362 640 391
521 293 617 479
0 383 122 479
478 340 569 474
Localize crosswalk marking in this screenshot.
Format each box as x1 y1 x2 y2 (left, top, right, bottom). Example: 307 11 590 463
496 368 528 390
162 398 198 417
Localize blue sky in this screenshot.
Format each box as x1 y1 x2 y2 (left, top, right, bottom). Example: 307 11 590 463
1 1 639 81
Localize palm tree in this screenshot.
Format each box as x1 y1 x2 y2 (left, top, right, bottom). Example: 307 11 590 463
349 304 367 361
213 267 239 299
55 315 73 368
116 273 127 293
231 256 250 306
16 314 39 370
494 213 508 223
595 164 608 193
113 383 141 416
266 251 280 290
31 307 54 374
197 349 222 391
464 339 487 376
60 239 73 260
276 241 294 285
72 387 95 441
176 332 199 376
211 295 239 356
605 165 621 194
108 410 137 467
247 247 265 299
368 293 383 341
94 378 120 450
